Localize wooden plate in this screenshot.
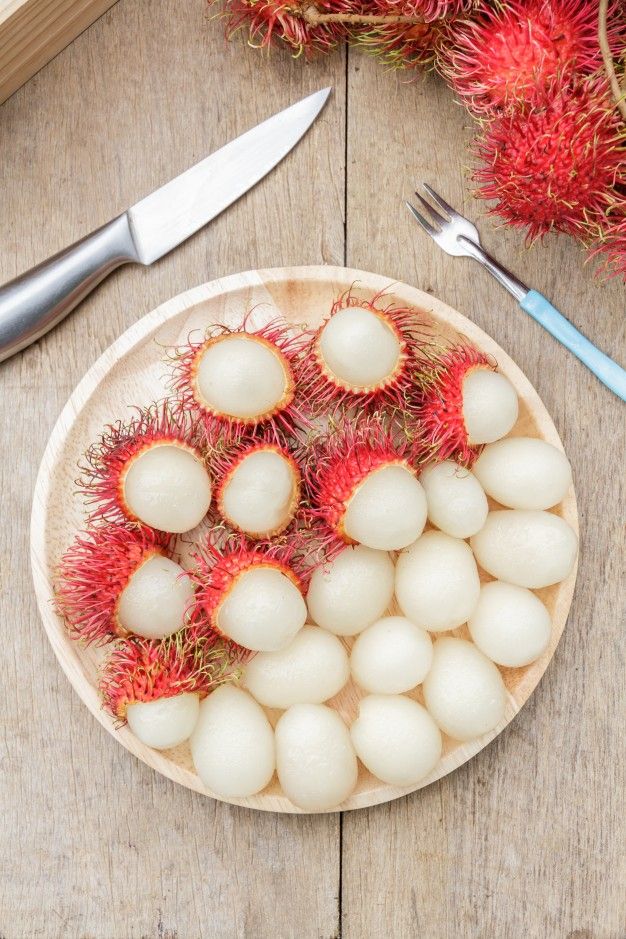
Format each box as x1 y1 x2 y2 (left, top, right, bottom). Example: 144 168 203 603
30 265 579 813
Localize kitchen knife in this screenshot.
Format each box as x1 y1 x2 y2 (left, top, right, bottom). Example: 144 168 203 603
0 87 331 363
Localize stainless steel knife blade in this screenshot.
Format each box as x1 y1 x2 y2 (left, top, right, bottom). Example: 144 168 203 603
128 87 332 264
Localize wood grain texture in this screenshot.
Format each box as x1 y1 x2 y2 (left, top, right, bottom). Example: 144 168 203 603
0 2 624 936
0 0 118 104
30 266 578 813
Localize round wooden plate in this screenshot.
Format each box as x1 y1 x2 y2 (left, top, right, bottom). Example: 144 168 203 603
31 265 578 813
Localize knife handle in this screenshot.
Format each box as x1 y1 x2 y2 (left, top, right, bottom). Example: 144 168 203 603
0 214 140 364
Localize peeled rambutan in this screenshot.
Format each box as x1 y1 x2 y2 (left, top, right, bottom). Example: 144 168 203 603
54 523 187 645
303 415 428 551
100 631 234 750
303 288 428 416
79 401 211 533
210 429 302 539
168 317 310 442
440 0 626 113
188 534 309 653
415 345 518 465
472 77 626 242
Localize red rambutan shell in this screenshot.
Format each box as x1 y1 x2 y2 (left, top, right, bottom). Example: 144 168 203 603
168 317 310 442
54 524 172 646
302 289 429 416
217 0 356 58
415 345 494 465
187 534 309 642
440 0 626 114
303 415 422 545
78 401 205 527
472 77 626 242
211 429 302 538
100 631 234 720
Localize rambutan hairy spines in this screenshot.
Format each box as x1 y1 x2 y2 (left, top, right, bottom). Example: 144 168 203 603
303 288 429 416
55 524 172 646
415 345 494 465
100 631 235 721
78 400 206 527
472 76 626 242
439 0 626 114
167 317 311 442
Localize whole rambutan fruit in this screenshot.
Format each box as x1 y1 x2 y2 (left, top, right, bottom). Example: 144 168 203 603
440 0 626 114
100 631 236 748
188 533 309 653
302 288 429 416
210 429 302 539
303 415 428 552
215 0 357 58
168 316 310 442
472 76 626 242
54 523 187 645
79 400 212 534
415 345 518 465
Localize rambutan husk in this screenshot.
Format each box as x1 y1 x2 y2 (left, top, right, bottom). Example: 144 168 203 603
472 76 626 243
187 531 312 645
585 210 626 280
100 629 236 721
439 0 626 114
301 413 426 548
301 288 430 417
167 317 311 443
78 400 205 526
209 428 303 539
54 523 173 646
413 344 494 466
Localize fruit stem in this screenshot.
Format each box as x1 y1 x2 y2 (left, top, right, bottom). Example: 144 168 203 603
301 6 424 25
598 0 626 123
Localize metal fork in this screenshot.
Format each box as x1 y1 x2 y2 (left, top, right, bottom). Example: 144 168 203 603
407 183 626 402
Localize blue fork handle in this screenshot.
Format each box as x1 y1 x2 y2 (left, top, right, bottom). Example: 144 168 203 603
519 290 626 402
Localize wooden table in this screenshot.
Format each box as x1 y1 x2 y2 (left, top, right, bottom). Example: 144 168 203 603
1 2 624 936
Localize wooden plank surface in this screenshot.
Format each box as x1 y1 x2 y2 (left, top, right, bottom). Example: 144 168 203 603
0 1 624 936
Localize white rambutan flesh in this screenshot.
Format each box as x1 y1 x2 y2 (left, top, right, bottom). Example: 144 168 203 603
462 369 519 444
419 460 488 538
123 444 211 533
117 555 194 640
243 625 349 708
423 638 507 742
319 305 401 388
468 581 552 668
471 510 578 589
126 692 200 750
196 335 288 419
343 464 427 551
275 704 358 811
395 531 481 632
306 544 395 636
473 436 572 510
191 685 275 798
221 448 298 537
350 695 442 787
350 616 433 695
217 566 307 652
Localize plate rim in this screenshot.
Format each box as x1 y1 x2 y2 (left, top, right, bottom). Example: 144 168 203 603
30 264 579 813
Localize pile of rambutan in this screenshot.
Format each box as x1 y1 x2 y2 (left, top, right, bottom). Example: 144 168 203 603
211 0 626 278
53 294 513 754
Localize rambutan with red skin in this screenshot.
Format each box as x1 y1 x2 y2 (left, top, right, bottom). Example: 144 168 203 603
168 316 310 443
209 428 302 539
472 76 626 243
100 630 234 721
216 0 356 58
78 400 210 532
55 524 172 646
440 0 626 114
302 414 428 551
302 288 429 417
